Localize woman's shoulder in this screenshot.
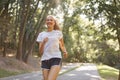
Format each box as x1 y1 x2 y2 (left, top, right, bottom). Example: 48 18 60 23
39 31 47 34
54 30 63 38
38 31 47 36
54 30 62 33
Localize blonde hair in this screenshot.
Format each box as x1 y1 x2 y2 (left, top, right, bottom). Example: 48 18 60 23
47 15 60 30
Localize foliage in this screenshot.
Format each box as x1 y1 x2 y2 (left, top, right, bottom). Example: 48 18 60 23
80 0 120 65
81 1 120 79
0 0 120 73
82 0 120 45
97 64 119 80
0 0 58 62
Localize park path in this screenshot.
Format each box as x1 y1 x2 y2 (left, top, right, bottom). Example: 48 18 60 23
58 63 101 80
0 63 101 80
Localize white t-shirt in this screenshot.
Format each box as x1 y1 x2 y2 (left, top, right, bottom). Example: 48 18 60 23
36 30 63 61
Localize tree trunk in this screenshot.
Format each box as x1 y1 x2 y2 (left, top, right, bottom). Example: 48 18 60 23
116 27 120 80
16 0 30 60
115 19 120 80
0 0 9 57
3 42 7 57
118 69 120 80
16 0 56 63
22 0 55 63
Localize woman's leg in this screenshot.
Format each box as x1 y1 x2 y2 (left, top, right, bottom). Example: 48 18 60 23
42 69 49 80
48 65 61 80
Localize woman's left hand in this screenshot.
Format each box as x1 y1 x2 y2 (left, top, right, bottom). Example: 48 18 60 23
63 52 68 58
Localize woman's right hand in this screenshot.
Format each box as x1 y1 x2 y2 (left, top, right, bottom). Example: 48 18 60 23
39 37 48 56
43 37 48 44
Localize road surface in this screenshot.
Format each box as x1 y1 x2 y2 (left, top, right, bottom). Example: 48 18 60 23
0 63 101 80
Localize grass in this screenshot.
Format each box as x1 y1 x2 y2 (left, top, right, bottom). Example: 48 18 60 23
0 63 119 79
0 68 20 78
0 56 36 78
97 64 119 80
0 68 29 78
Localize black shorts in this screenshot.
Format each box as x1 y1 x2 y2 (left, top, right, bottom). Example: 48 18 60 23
41 58 62 69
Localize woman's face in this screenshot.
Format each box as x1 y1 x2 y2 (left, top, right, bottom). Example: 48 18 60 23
46 16 55 28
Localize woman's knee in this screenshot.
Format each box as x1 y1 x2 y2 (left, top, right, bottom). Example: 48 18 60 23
42 69 49 80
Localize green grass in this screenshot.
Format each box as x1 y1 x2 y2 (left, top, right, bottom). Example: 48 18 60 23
0 68 19 78
97 64 119 80
0 68 28 78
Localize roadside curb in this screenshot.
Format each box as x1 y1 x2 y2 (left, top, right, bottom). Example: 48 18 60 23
59 63 82 75
0 63 81 80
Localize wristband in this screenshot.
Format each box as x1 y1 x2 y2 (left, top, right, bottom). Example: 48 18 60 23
63 51 67 53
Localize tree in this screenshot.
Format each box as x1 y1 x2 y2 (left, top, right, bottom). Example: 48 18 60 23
16 0 58 62
82 0 120 79
0 0 15 57
0 0 59 63
60 0 92 62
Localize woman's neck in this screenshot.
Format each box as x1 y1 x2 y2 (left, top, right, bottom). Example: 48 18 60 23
47 28 53 32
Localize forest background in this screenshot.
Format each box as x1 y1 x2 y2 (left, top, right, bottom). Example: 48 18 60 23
0 0 120 79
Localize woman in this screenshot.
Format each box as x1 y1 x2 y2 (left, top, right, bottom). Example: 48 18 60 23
36 15 68 80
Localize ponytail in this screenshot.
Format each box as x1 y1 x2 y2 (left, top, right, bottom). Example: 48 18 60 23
54 20 60 30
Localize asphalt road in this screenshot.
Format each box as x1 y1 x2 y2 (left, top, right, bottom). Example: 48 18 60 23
58 63 101 80
0 63 101 80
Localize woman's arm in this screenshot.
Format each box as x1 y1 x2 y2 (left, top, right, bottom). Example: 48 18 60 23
38 37 48 56
59 38 68 58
